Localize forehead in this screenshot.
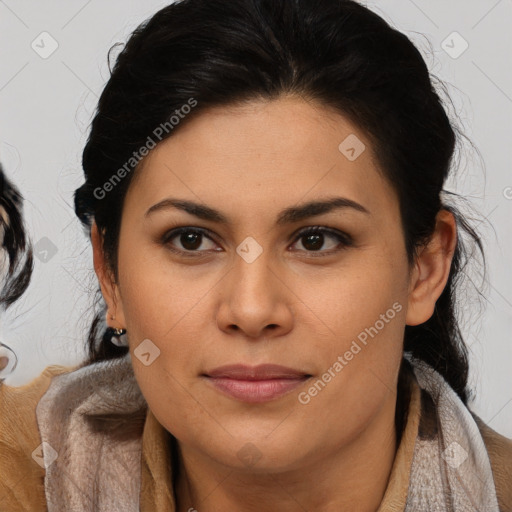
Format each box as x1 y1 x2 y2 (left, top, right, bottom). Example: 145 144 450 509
125 95 398 222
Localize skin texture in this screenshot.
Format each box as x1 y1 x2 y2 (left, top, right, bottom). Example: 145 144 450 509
92 95 457 512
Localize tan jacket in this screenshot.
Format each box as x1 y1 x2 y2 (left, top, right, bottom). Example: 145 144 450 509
1 362 511 511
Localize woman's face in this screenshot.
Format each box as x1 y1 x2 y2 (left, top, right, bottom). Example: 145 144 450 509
101 95 415 472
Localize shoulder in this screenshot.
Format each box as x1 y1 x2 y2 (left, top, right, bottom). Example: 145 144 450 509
0 364 78 511
472 412 512 512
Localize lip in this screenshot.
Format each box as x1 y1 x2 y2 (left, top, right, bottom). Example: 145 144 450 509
204 363 310 380
202 364 312 403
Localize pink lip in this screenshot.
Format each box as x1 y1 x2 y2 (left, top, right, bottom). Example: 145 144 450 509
203 364 312 403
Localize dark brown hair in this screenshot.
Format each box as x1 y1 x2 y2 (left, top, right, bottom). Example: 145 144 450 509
0 163 33 308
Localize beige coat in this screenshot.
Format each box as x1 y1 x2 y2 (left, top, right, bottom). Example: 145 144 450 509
1 361 511 511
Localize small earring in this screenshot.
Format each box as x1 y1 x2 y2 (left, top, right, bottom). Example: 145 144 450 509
109 327 128 347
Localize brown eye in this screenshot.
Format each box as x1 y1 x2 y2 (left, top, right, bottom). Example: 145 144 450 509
162 227 219 255
178 231 202 251
290 227 353 255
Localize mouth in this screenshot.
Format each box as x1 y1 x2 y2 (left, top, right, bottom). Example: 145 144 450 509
201 364 312 403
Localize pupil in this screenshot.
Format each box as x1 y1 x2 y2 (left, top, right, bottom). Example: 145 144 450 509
304 234 323 251
182 232 201 250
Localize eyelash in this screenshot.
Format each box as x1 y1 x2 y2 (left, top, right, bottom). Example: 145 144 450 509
160 225 354 258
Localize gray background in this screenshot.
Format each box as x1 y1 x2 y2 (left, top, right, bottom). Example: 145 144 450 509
0 0 511 437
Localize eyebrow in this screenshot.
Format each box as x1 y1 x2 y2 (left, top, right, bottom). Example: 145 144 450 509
144 196 370 225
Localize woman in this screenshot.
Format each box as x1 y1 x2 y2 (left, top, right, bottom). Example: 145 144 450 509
1 0 511 510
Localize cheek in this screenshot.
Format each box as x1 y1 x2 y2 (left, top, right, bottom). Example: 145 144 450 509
116 240 222 412
303 246 409 348
288 278 407 457
296 246 409 410
117 234 213 341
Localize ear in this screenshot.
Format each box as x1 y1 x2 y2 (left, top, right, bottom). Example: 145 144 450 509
91 221 126 328
406 209 457 326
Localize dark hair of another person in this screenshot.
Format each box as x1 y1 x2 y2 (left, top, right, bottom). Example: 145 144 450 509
0 163 33 308
74 0 485 417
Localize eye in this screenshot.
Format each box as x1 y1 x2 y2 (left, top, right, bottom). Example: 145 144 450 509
289 226 353 256
161 227 219 256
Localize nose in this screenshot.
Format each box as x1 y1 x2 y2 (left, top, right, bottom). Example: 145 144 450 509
215 250 293 341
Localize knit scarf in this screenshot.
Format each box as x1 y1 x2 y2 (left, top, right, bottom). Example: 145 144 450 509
35 352 500 511
403 352 500 511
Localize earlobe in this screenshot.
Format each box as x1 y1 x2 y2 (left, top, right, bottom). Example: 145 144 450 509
406 210 457 326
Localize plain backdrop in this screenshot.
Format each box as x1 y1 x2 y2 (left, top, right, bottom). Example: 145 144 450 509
0 0 511 437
